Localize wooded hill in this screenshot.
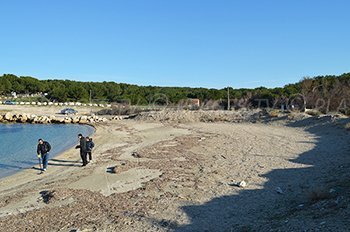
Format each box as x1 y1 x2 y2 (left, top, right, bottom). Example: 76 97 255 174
1 73 350 112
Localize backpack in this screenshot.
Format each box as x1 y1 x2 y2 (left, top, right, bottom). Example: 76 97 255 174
90 141 95 149
45 141 51 153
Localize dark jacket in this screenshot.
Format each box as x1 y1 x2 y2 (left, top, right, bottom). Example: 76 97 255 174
86 140 95 152
76 137 87 152
37 141 51 155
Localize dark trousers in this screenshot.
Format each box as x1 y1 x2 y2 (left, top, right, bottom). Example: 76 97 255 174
87 151 92 161
80 150 88 166
42 153 49 169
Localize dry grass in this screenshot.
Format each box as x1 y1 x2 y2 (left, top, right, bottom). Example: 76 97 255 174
269 110 280 118
305 109 321 117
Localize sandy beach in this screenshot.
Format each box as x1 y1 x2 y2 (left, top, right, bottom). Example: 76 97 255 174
0 109 349 231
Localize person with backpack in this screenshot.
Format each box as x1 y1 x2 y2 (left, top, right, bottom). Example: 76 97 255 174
76 133 88 166
37 138 51 172
86 137 95 162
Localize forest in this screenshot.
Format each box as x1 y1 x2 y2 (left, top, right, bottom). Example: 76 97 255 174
1 73 350 112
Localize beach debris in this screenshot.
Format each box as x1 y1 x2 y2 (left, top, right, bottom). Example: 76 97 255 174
131 151 141 158
276 187 283 194
228 181 247 188
238 181 247 188
40 190 56 204
111 166 117 173
107 166 117 174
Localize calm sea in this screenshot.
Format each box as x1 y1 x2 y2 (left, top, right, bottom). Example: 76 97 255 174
0 123 94 178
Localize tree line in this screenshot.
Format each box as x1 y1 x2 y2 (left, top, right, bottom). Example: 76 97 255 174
1 73 350 112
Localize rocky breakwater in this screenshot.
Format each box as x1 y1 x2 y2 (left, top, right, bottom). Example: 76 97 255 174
0 112 109 124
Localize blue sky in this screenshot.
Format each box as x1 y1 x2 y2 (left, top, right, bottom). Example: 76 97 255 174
1 0 349 88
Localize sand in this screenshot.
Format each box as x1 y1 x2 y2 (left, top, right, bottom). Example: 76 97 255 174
0 109 349 231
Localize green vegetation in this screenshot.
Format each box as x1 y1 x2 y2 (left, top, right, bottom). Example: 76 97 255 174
0 74 301 106
1 73 350 112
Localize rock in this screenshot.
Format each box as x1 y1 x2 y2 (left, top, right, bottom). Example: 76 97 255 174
238 181 247 188
48 115 56 121
18 113 28 123
79 116 88 124
38 116 50 124
131 152 141 158
72 116 80 123
64 117 72 123
4 112 14 121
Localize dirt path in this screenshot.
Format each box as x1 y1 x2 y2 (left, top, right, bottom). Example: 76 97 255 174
0 118 349 231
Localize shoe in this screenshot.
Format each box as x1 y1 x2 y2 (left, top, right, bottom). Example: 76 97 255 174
43 169 47 172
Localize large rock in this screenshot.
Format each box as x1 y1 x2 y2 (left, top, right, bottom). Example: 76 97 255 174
79 116 88 124
72 116 80 123
56 118 65 123
64 117 72 123
18 113 28 123
4 112 14 121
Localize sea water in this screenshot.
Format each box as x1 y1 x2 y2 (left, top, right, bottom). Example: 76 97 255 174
0 123 94 178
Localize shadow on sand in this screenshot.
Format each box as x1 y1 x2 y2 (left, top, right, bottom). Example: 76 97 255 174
158 117 350 231
48 159 82 167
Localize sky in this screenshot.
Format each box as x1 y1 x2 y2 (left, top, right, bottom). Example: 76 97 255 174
0 0 350 89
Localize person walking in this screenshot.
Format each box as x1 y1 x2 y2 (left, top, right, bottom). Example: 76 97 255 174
76 134 88 166
37 138 51 172
86 137 95 162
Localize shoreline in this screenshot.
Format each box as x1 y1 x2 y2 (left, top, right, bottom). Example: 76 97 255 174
0 123 96 180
